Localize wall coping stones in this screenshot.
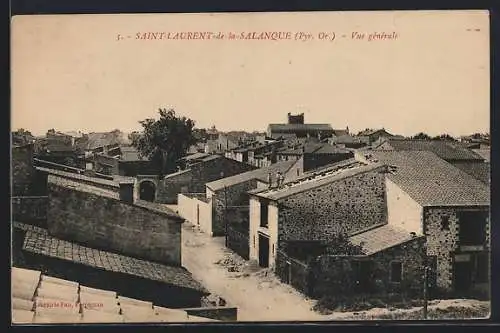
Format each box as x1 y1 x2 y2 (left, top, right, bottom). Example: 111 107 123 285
40 167 120 188
132 200 185 221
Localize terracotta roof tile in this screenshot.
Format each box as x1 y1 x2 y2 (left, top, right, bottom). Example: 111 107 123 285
11 266 220 324
371 151 490 206
376 139 484 161
22 229 208 293
12 309 35 324
349 225 421 255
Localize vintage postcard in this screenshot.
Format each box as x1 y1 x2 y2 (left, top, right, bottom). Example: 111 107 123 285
11 10 490 324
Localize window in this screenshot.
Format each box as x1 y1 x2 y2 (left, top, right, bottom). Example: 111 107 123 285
390 261 403 283
459 211 487 245
440 216 450 231
260 200 269 228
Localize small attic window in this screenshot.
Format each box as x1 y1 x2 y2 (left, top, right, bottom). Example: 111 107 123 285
440 216 450 231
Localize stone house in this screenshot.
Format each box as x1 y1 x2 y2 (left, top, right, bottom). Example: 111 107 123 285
203 161 296 241
248 150 489 298
248 160 388 271
328 134 369 149
159 155 256 204
247 159 428 297
366 150 490 297
357 128 394 145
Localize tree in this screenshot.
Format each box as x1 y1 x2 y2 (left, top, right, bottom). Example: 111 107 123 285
131 108 198 175
412 132 431 140
431 134 457 141
12 128 34 145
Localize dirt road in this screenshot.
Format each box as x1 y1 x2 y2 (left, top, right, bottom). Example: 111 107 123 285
180 219 489 322
181 222 323 321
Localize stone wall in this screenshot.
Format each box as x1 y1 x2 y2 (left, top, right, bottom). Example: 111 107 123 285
119 160 158 177
278 167 387 248
12 144 35 196
47 181 184 265
275 250 312 296
212 179 257 236
311 237 426 298
158 157 255 204
424 206 490 292
189 157 255 193
226 226 250 259
302 152 353 172
94 154 119 175
157 170 193 204
11 196 48 228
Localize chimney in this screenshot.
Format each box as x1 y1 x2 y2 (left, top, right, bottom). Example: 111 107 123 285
119 180 136 204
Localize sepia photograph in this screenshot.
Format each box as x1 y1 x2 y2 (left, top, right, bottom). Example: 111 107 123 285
10 10 491 324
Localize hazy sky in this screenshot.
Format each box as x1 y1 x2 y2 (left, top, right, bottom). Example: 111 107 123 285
11 11 489 137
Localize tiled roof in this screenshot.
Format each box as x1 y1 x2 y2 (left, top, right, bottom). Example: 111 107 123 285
269 133 298 140
370 151 490 206
349 225 422 255
21 227 207 293
85 133 122 150
452 161 490 185
206 160 296 192
312 144 351 155
11 266 218 324
199 155 221 163
472 149 490 162
251 161 383 201
181 152 210 161
357 128 391 137
268 124 334 133
375 139 484 161
332 129 349 137
45 143 75 153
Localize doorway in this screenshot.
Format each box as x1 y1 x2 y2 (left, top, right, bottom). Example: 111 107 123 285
454 261 472 293
139 181 156 202
258 233 270 268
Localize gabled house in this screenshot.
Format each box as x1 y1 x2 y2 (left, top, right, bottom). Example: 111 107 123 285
248 160 388 271
328 134 369 149
246 150 489 299
247 159 427 297
366 151 490 297
357 128 394 144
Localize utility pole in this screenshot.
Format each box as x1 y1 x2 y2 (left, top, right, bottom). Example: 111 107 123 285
224 185 228 247
423 239 429 320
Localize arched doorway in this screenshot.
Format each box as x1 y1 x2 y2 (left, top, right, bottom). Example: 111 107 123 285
139 181 156 202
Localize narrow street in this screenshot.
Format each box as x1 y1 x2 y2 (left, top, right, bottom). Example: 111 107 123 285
180 220 323 321
178 210 490 322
